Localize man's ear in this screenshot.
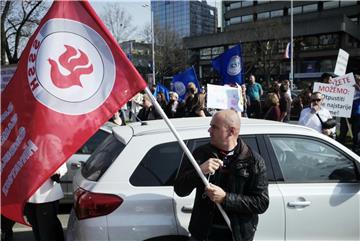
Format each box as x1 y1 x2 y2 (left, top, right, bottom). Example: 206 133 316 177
229 126 236 136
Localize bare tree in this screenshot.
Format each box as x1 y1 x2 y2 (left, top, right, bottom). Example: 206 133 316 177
140 23 152 44
100 3 136 43
246 20 288 87
1 0 49 64
140 23 188 82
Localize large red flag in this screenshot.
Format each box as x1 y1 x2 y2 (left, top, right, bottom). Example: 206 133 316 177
1 1 147 224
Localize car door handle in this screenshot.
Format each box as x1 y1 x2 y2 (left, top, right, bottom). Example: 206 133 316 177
288 201 312 207
71 161 85 170
70 163 81 169
181 206 193 213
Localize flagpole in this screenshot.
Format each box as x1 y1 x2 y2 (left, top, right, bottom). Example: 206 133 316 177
290 0 294 90
151 7 156 86
144 87 232 231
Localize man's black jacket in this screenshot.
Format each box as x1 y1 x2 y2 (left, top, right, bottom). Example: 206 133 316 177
174 138 269 241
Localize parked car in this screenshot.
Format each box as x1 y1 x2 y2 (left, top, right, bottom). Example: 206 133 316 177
60 122 117 202
67 117 360 241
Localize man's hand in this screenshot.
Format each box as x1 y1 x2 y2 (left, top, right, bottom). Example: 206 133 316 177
50 173 61 183
322 128 333 136
200 158 223 175
205 183 226 204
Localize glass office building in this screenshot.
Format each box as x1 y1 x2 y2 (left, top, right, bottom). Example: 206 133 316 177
184 1 360 84
151 0 217 38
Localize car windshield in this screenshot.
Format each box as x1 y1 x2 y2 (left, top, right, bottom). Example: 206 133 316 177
82 134 125 181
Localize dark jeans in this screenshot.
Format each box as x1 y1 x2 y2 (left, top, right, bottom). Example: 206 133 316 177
1 215 15 241
351 116 360 149
338 117 349 144
24 201 64 241
189 227 233 241
248 100 262 119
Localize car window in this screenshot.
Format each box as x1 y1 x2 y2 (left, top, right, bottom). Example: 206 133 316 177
190 136 259 153
82 135 125 181
76 129 109 155
130 141 184 186
189 136 277 180
130 136 264 187
269 136 358 182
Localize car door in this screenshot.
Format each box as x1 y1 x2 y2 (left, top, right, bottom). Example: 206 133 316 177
106 138 185 241
267 135 360 241
174 135 285 241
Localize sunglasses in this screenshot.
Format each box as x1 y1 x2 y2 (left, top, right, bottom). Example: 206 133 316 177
311 98 322 102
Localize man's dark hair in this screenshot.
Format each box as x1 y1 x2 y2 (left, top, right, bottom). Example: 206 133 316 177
280 83 288 93
321 73 333 81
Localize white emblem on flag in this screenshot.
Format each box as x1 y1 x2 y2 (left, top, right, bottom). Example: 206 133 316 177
27 19 115 115
174 81 186 96
227 55 241 76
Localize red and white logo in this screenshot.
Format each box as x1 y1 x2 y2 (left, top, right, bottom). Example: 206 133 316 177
27 19 115 115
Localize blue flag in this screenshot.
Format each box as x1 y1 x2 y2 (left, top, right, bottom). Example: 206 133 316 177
284 42 291 59
154 83 170 103
212 44 244 85
171 66 200 100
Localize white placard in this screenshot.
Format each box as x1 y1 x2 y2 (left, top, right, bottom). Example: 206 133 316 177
334 49 349 76
206 84 243 112
1 65 17 92
332 72 356 87
313 82 354 118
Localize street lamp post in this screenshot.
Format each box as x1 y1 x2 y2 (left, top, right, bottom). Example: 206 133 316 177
143 3 156 86
290 0 294 90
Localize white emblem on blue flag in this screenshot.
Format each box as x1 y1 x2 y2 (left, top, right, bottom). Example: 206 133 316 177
174 81 186 96
227 55 241 76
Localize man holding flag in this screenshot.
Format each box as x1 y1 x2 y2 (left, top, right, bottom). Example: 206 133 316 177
174 109 269 241
1 0 146 231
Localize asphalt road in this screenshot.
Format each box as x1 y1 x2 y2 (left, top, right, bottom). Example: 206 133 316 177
8 204 72 241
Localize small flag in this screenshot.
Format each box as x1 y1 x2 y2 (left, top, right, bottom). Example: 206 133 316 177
154 83 170 103
171 66 200 100
1 0 146 224
284 42 291 59
212 44 244 85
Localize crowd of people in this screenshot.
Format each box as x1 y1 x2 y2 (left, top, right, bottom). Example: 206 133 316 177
111 72 360 154
2 73 359 241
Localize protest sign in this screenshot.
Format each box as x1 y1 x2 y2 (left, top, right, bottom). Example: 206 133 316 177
207 84 243 112
313 82 354 118
334 49 349 76
332 72 356 87
1 65 16 92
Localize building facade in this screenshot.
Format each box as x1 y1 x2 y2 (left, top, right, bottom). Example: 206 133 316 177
151 0 217 38
184 1 360 88
120 40 153 82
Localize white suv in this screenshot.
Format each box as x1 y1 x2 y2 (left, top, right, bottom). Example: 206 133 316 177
60 122 117 202
67 117 360 241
